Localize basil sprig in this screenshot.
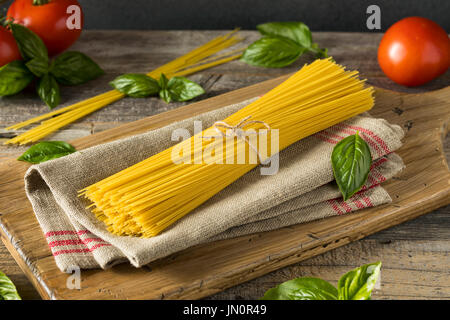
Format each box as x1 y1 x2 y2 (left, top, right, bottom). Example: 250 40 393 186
26 57 50 77
18 141 76 164
50 52 104 85
110 73 205 103
0 271 21 300
157 73 171 102
158 73 205 103
0 61 34 96
0 23 104 109
338 261 382 300
258 22 313 48
331 131 372 201
242 37 306 68
241 21 329 68
10 23 49 78
37 74 60 109
110 73 160 98
262 277 338 300
10 23 48 62
261 262 381 300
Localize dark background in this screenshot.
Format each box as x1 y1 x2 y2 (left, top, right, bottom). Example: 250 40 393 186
1 0 449 31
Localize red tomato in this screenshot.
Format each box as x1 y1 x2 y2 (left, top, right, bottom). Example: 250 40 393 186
0 26 21 67
7 0 84 57
378 17 450 87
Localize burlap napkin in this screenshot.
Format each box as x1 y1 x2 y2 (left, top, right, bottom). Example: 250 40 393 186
24 98 405 272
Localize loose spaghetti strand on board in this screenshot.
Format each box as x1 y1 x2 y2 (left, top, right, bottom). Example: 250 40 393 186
5 30 245 145
81 58 375 238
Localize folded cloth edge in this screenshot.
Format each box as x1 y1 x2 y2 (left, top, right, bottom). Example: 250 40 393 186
23 98 405 270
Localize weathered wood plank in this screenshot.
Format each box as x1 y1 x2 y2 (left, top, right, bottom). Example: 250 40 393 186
0 31 448 300
209 239 450 300
0 245 41 300
2 208 448 300
1 32 448 126
0 83 448 300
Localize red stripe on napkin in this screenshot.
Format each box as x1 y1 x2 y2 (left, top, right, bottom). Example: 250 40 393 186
45 230 90 237
332 124 383 157
328 199 344 215
314 133 339 144
48 238 106 248
52 243 112 256
339 124 391 154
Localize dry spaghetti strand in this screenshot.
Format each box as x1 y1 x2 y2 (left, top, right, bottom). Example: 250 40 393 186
4 30 245 145
81 58 374 238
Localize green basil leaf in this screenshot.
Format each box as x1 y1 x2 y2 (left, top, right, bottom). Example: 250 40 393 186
159 89 171 103
311 43 330 59
261 277 338 300
10 23 48 62
316 48 329 59
257 21 313 48
37 74 60 109
0 271 21 300
110 73 160 98
158 73 171 102
18 141 76 164
164 76 205 102
331 132 372 201
241 37 305 68
338 262 381 300
158 73 169 90
25 57 49 77
0 60 34 96
50 51 104 85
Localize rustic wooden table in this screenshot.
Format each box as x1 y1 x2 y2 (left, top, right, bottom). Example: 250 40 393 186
0 31 448 300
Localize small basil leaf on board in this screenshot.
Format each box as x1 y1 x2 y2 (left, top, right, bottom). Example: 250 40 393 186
158 73 169 90
165 76 205 102
37 73 60 109
337 262 382 300
261 277 338 300
110 73 160 98
159 89 172 103
25 57 49 77
0 60 34 96
241 37 305 68
331 132 372 201
158 73 171 102
10 23 48 62
257 21 313 48
0 271 21 300
18 141 76 164
50 51 104 85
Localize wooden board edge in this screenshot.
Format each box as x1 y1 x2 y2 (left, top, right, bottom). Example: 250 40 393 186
0 222 53 300
171 191 450 299
37 183 449 300
0 78 448 299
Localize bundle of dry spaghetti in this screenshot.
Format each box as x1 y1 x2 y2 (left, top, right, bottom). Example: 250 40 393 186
4 30 244 145
80 58 374 238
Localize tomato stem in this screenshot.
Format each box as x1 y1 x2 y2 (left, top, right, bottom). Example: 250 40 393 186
33 0 51 5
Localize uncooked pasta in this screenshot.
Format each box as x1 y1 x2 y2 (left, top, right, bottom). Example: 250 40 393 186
5 30 244 145
80 58 375 238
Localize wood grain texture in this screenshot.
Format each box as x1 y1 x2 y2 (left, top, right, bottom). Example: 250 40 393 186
0 81 449 300
0 31 449 300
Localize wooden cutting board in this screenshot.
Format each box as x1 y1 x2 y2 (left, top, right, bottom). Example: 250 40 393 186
0 76 449 300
